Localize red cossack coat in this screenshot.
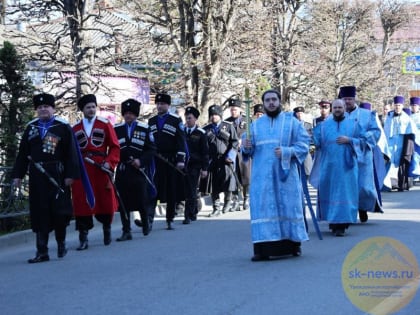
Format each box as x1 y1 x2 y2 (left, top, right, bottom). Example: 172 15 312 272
71 116 120 216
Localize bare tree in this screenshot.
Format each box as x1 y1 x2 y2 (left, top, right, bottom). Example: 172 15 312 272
5 0 139 113
115 0 260 122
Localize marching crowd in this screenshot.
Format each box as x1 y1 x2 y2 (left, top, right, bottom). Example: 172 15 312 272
11 85 420 263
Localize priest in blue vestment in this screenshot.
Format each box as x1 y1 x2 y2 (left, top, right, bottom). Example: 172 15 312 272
383 95 420 191
340 86 381 223
242 90 310 261
311 99 362 236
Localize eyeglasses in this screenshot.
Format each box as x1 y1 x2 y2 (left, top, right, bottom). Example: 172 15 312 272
320 105 330 109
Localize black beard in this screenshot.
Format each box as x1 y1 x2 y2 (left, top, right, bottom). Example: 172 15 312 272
266 107 281 117
333 114 345 122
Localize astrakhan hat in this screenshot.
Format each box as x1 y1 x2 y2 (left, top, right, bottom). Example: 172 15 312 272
208 104 223 117
155 93 171 105
185 106 200 118
77 94 97 111
33 93 55 109
253 104 264 115
228 98 241 107
121 98 141 117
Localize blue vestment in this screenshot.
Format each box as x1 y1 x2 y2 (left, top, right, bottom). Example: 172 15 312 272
311 115 360 224
383 111 420 187
347 107 381 212
242 112 309 244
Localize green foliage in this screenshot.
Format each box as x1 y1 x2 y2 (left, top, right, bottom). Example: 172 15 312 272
0 41 34 167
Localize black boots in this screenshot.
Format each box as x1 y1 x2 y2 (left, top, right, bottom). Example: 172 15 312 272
208 198 221 217
166 220 174 230
103 225 112 245
116 231 132 241
76 230 89 251
57 241 67 258
28 232 49 264
28 253 50 263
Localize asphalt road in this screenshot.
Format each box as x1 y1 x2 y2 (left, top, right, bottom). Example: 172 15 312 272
1 186 420 315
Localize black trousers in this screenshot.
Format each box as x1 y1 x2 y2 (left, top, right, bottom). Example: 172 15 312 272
184 167 201 220
253 240 301 257
75 214 113 231
36 214 70 254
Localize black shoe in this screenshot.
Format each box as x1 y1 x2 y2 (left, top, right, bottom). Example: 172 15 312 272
166 221 174 230
190 215 197 221
359 210 368 223
76 240 88 251
293 246 302 257
208 208 221 217
335 229 345 237
103 227 111 245
116 232 132 242
57 243 68 258
134 219 142 227
182 218 191 225
242 199 249 211
251 254 270 262
28 254 50 264
229 203 239 212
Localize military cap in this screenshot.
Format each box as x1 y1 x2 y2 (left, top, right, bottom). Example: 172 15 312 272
253 104 264 115
228 98 241 107
33 93 55 109
393 96 405 105
121 98 141 117
155 93 171 105
208 104 223 117
185 106 200 118
410 97 420 105
318 99 331 107
77 94 97 111
359 102 372 111
293 106 305 113
339 86 356 98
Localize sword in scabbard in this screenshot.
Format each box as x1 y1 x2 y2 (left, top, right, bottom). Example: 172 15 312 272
84 157 128 221
27 156 64 198
227 162 241 188
126 157 156 190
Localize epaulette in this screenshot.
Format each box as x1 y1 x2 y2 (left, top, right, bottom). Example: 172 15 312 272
169 112 180 119
137 121 149 129
197 127 205 134
55 117 69 124
97 116 109 123
27 118 39 126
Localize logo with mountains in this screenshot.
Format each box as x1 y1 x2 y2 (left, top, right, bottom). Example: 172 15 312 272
349 242 414 269
342 237 419 315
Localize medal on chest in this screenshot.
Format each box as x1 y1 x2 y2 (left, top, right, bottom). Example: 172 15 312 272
42 134 60 155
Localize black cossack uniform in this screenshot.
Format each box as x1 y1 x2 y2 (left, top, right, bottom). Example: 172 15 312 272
184 126 209 221
199 120 239 195
148 113 186 223
114 121 156 234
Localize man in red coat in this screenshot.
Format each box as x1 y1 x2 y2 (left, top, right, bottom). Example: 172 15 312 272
71 94 120 249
